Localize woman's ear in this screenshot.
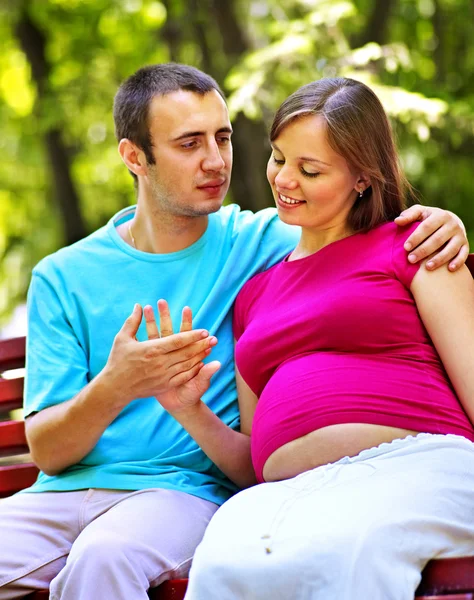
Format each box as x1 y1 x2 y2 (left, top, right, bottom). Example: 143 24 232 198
355 173 371 195
118 139 148 178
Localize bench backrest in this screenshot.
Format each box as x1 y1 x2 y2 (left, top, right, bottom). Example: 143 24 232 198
0 336 38 497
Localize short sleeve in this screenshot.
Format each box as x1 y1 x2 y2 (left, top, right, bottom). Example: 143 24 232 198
391 222 421 288
24 271 89 417
233 281 250 341
232 270 266 341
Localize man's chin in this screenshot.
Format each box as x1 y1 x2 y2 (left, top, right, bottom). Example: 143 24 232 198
188 197 225 216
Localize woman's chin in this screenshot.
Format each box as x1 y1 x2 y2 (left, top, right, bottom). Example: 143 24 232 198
276 208 304 226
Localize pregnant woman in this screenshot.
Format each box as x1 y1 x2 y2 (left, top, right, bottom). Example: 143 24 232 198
159 77 474 599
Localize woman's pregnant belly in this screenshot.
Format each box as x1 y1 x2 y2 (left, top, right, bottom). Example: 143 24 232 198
262 422 419 481
250 352 455 482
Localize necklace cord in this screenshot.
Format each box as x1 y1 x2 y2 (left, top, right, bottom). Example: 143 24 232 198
128 223 136 248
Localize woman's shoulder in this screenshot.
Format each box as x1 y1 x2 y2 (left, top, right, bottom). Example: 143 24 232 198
354 220 419 259
238 259 284 302
365 220 418 241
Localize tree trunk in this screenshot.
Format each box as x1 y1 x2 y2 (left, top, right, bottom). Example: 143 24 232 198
188 0 273 212
432 0 445 83
15 3 86 245
160 0 182 62
355 0 397 47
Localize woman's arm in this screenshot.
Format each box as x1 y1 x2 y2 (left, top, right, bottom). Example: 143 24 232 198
147 302 258 489
172 362 258 489
236 363 259 436
411 263 474 422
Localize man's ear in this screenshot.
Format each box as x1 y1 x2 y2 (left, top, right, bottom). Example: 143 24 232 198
118 139 148 178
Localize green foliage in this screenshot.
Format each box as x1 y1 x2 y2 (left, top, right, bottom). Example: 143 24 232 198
1 0 474 326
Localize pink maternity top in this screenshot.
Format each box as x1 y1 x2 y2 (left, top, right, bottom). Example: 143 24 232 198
233 222 474 482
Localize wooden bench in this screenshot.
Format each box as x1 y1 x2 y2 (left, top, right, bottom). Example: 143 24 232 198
2 321 474 599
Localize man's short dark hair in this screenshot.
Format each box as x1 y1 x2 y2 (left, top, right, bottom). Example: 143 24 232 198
113 63 225 182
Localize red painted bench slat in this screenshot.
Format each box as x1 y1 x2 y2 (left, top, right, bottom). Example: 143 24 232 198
150 579 188 599
0 337 26 372
0 377 24 410
0 421 28 449
415 556 474 597
0 463 39 497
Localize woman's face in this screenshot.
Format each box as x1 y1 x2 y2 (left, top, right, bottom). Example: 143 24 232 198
266 114 361 231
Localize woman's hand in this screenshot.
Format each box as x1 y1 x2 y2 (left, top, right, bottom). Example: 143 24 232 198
144 300 255 488
394 205 469 272
144 300 220 415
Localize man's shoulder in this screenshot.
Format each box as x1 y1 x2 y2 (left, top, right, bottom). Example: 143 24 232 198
215 204 297 241
214 203 276 229
33 222 112 281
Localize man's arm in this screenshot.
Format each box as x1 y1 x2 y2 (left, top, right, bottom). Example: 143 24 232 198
395 205 469 271
26 303 215 476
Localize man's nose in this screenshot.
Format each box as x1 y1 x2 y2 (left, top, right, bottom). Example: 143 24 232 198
202 141 226 171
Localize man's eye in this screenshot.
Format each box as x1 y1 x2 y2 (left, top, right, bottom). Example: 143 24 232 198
218 137 231 144
181 141 197 149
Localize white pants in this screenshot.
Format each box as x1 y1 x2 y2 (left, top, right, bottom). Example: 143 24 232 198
185 434 474 600
0 487 218 600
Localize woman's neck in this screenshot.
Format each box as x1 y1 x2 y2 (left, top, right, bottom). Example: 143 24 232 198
289 222 354 261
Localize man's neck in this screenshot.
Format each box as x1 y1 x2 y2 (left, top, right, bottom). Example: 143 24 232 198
122 204 209 254
134 210 209 254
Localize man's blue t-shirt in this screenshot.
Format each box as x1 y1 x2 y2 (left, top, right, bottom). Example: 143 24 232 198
24 204 299 505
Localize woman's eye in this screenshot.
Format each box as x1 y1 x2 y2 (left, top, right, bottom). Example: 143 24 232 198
273 157 284 165
301 168 320 178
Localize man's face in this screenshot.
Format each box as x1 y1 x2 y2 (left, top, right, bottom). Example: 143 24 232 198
143 89 233 217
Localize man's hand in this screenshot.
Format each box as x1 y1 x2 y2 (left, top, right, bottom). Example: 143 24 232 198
145 300 220 415
101 303 216 407
394 205 469 271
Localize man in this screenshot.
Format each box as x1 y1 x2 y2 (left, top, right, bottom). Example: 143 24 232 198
0 63 468 599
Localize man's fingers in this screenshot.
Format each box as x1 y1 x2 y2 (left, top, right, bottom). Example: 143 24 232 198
408 226 458 264
158 299 174 337
168 336 217 366
170 348 212 378
424 239 468 271
449 244 470 272
120 304 143 338
144 305 160 340
403 212 449 254
394 204 426 226
143 329 211 353
180 306 193 332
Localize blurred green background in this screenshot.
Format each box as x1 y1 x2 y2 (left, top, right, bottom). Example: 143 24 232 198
1 0 474 329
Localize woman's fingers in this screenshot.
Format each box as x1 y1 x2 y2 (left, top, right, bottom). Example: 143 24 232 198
145 301 198 340
158 299 174 337
144 305 160 340
180 306 193 332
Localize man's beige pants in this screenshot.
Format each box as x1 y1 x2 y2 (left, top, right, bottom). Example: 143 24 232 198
0 487 218 600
